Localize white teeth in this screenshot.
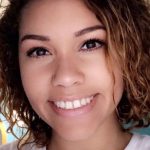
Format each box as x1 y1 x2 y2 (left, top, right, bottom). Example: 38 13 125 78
73 100 81 108
54 96 94 110
65 101 73 109
55 101 61 108
86 98 91 104
60 101 65 108
80 98 87 106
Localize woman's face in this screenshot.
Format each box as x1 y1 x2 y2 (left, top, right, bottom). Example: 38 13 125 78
19 0 124 141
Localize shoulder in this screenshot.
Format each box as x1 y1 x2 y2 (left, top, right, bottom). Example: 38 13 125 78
0 141 18 150
0 141 46 150
125 134 150 150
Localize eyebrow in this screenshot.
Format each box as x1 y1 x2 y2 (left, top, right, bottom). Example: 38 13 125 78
20 25 106 43
20 34 50 42
75 25 106 37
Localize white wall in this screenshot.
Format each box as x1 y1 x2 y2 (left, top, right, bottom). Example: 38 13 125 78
0 0 9 14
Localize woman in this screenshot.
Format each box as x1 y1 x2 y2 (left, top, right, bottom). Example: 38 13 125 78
0 0 150 149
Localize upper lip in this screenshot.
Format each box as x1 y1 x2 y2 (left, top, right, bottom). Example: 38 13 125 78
48 93 98 102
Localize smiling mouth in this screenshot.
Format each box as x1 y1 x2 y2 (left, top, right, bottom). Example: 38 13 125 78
53 95 95 110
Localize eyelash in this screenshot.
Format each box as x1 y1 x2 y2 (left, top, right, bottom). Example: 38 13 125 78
80 38 105 52
26 38 105 58
26 47 50 58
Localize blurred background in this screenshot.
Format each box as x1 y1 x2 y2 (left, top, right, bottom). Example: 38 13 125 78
0 0 150 145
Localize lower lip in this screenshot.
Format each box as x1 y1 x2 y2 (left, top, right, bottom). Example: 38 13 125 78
49 94 98 117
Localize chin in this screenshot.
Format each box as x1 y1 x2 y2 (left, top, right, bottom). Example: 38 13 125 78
53 125 97 142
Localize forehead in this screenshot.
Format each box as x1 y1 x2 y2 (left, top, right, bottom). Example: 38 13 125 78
19 0 102 35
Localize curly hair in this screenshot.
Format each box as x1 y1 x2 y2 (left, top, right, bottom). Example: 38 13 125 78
85 0 150 124
0 0 150 149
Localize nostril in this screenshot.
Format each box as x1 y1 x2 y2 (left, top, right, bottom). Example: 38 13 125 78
52 75 82 87
51 69 84 87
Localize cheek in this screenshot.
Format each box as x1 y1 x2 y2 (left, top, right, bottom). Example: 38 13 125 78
84 58 114 91
86 56 124 105
113 68 124 105
19 62 48 103
19 66 50 119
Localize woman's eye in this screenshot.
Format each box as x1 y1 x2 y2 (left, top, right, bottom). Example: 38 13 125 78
81 39 105 51
26 47 50 57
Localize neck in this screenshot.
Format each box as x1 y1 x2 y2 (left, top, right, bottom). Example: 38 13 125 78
48 115 131 150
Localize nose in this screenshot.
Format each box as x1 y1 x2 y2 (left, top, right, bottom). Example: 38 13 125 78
51 58 84 88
